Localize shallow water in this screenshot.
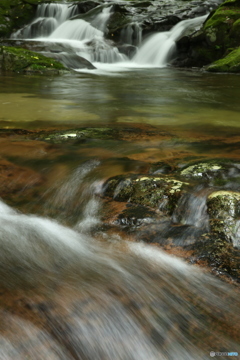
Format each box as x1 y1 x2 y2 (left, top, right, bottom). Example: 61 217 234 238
1 67 240 360
1 69 240 130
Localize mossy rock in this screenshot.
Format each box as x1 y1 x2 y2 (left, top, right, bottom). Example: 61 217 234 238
180 160 240 184
104 175 189 215
0 45 67 73
35 128 126 143
202 0 240 53
206 47 240 72
180 161 223 179
179 0 240 69
207 191 240 247
192 234 240 280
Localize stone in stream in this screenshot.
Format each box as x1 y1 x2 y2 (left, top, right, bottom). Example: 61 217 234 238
103 174 189 215
207 190 240 247
179 159 240 185
102 159 240 280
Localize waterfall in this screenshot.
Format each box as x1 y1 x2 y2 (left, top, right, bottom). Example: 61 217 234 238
11 3 207 69
11 3 78 39
133 15 208 66
91 5 113 33
49 19 103 41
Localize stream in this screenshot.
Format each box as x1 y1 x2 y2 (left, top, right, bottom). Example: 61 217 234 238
0 2 240 359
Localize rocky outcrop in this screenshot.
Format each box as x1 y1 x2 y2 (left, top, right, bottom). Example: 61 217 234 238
0 45 67 73
175 0 240 72
206 46 240 72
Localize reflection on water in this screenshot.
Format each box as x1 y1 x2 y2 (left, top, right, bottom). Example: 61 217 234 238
1 69 240 129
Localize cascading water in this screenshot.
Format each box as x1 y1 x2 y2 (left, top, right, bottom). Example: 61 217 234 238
132 15 207 66
0 179 240 359
3 3 240 359
12 3 79 38
11 2 207 69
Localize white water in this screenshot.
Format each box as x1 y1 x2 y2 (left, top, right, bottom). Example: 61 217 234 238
0 189 240 359
12 3 78 38
11 3 207 69
133 15 207 66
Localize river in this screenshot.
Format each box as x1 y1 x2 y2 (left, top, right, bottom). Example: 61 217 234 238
0 2 240 360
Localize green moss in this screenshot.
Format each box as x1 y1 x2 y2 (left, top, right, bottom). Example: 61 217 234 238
104 175 188 215
204 9 240 30
193 234 240 280
206 47 240 72
0 46 67 73
180 161 223 179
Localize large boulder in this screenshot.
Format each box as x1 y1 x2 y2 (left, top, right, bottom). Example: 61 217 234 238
175 0 240 71
0 45 67 73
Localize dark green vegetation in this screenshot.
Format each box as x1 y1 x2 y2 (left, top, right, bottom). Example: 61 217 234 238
206 47 240 72
0 45 67 73
177 0 240 71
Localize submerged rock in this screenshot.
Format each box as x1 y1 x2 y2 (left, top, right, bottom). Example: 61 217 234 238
114 204 159 227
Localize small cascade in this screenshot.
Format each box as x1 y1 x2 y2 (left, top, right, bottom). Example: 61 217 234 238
49 19 103 41
133 15 207 66
12 3 78 39
36 3 77 24
91 6 113 33
172 185 210 229
43 159 101 226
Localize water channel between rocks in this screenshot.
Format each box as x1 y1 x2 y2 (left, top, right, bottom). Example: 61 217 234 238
1 3 240 359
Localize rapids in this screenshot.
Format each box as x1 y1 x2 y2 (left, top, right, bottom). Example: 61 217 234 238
1 1 240 359
0 159 240 360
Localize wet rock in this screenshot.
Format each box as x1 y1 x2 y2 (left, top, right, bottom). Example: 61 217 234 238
149 161 174 175
47 52 96 70
114 204 159 227
36 128 119 143
0 45 67 74
34 126 168 144
206 46 240 72
104 175 189 215
207 190 240 247
192 234 240 280
174 0 240 71
75 1 101 15
179 160 240 185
